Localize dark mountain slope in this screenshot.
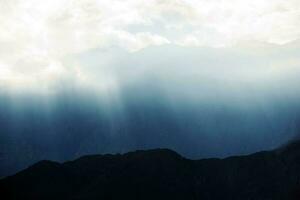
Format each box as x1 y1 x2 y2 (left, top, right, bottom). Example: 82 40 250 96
1 142 300 200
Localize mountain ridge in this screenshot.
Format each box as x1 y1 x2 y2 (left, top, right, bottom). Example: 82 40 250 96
1 142 300 200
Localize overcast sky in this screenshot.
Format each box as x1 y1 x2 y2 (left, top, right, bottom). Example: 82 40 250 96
0 0 299 96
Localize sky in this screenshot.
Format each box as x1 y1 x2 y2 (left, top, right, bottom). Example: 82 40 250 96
0 0 300 177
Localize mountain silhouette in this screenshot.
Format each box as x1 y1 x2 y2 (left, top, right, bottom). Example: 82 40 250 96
1 141 300 200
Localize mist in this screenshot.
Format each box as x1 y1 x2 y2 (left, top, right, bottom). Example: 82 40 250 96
1 43 300 177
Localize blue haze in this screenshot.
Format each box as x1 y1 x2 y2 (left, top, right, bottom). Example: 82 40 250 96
0 44 300 177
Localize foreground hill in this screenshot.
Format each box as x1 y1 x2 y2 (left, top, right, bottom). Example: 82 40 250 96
1 141 300 200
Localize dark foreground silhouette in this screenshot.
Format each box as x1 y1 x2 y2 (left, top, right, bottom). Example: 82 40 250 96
1 140 300 200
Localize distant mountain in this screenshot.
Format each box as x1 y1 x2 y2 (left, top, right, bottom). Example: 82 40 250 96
1 141 300 200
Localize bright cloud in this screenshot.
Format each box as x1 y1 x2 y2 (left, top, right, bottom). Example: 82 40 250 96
0 0 299 92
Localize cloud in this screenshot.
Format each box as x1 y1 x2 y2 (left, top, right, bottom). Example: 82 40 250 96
0 0 299 93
